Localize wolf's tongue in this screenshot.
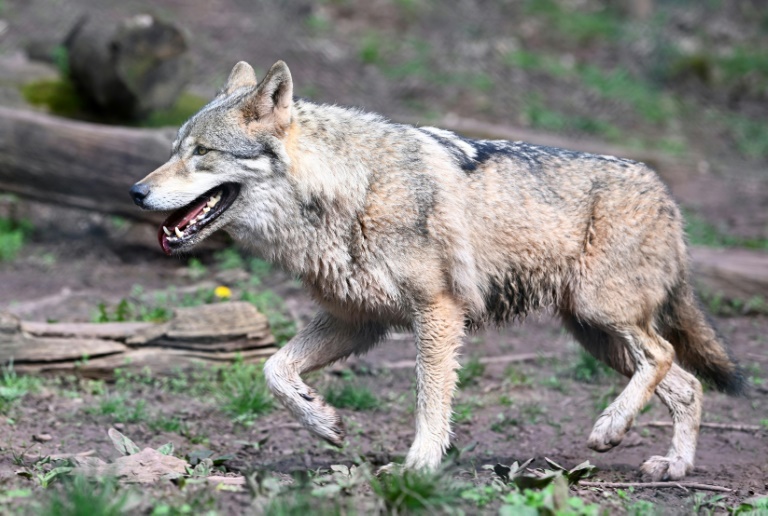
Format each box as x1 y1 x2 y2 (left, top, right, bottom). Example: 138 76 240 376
157 197 211 255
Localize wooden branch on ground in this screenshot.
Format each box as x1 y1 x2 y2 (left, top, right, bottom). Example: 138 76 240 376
640 421 764 432
578 481 732 493
0 302 277 379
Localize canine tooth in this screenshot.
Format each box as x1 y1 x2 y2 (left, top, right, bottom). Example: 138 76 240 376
174 227 184 238
207 199 216 207
163 226 171 236
203 206 211 214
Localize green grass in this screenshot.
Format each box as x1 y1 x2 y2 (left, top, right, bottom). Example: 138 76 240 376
324 382 380 411
371 467 465 514
0 362 41 414
38 475 131 516
87 393 147 423
572 349 616 383
215 359 273 422
0 217 33 262
684 210 768 250
240 290 297 346
457 356 485 389
524 0 621 44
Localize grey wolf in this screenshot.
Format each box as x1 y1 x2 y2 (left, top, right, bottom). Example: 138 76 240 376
130 60 744 481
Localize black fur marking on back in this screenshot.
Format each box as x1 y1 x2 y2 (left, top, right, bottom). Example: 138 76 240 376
300 195 325 226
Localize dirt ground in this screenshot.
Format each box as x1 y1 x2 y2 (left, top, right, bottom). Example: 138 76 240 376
0 202 766 514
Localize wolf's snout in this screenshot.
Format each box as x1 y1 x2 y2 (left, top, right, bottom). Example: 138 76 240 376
129 183 150 207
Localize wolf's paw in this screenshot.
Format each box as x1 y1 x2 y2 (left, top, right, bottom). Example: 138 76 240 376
587 412 633 452
300 394 346 447
640 455 691 481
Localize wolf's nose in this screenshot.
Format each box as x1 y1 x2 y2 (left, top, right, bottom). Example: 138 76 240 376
129 183 150 207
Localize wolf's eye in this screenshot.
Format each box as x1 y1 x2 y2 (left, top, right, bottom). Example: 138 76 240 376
195 145 209 156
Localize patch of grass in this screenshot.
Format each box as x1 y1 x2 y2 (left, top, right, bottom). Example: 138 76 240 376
578 65 674 124
0 217 33 262
371 467 465 514
500 480 601 515
214 247 245 270
572 349 615 383
0 362 41 414
457 356 485 389
215 358 273 422
453 399 479 424
724 113 768 161
522 90 636 142
133 93 208 128
324 381 380 411
504 365 532 387
684 209 768 250
524 0 621 44
87 393 147 423
240 290 296 346
39 475 131 516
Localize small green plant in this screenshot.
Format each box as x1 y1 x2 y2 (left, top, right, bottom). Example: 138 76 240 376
505 365 532 387
457 356 485 389
525 0 621 44
215 358 273 422
240 290 297 346
572 349 615 383
39 475 131 516
0 216 33 262
214 247 245 270
0 361 40 413
370 467 465 514
453 401 477 424
324 381 380 411
87 393 147 423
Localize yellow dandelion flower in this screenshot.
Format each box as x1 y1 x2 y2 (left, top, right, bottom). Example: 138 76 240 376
214 286 232 299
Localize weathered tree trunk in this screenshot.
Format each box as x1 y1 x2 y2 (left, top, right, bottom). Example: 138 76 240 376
65 14 191 120
0 106 170 222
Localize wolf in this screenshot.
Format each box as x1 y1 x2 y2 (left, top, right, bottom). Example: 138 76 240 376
130 60 744 481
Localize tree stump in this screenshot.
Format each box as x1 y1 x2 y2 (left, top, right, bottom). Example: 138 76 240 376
65 14 191 120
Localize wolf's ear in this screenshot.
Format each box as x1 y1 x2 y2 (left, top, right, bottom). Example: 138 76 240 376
223 61 258 95
243 61 293 133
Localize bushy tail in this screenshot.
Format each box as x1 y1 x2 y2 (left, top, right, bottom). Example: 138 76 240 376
658 283 746 395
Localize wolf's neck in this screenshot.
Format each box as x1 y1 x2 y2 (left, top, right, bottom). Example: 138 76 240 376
265 101 381 298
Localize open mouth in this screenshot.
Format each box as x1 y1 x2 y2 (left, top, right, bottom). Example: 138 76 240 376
158 183 240 255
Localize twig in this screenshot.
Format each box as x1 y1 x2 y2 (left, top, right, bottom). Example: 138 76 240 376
640 421 763 432
578 481 731 493
383 352 558 371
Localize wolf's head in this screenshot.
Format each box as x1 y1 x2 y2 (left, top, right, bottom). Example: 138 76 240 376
130 61 295 255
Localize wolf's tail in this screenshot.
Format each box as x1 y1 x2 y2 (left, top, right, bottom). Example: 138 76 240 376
658 282 746 395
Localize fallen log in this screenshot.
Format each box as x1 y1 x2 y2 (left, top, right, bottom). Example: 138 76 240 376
0 302 277 379
0 106 170 223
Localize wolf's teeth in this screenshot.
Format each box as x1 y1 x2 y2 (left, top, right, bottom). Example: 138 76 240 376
163 226 171 236
203 206 210 214
174 227 184 238
207 198 217 207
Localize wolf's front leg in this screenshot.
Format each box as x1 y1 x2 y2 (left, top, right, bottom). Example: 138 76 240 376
264 311 387 446
405 293 465 471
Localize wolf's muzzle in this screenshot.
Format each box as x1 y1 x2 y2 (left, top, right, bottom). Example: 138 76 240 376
129 183 150 207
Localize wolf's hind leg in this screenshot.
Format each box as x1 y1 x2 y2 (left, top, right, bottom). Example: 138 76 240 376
641 363 702 481
587 326 673 451
264 311 387 446
404 293 464 471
